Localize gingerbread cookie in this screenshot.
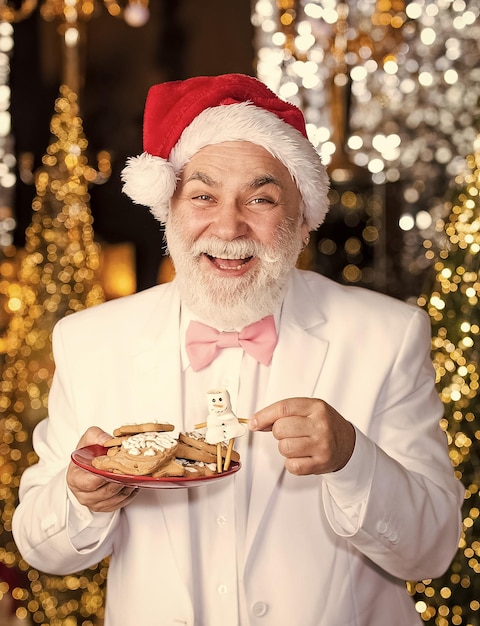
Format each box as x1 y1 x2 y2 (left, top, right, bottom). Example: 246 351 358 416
103 435 130 448
179 431 240 462
93 432 178 476
177 458 217 477
175 440 217 464
151 459 186 478
112 422 174 437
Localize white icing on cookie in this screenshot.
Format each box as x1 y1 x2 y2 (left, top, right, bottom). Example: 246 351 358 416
122 432 177 456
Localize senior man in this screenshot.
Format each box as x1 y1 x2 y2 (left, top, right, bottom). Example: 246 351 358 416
13 74 463 626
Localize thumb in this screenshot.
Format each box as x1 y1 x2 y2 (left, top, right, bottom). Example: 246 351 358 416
76 426 112 449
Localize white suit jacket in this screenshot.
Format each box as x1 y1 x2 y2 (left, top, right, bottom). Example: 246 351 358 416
13 270 464 626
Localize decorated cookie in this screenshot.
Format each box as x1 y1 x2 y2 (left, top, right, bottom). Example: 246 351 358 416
93 432 178 476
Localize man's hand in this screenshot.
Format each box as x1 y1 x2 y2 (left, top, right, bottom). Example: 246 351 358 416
66 427 138 512
249 398 356 475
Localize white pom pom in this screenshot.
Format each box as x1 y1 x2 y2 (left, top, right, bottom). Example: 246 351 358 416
121 153 177 210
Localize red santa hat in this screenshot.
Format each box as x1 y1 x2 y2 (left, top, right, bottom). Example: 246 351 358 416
121 73 329 231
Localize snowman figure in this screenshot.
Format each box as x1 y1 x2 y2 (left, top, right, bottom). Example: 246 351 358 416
205 388 246 444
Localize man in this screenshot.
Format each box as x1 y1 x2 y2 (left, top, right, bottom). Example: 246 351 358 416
13 74 464 626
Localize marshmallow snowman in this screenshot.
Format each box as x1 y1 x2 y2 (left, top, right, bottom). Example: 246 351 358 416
205 388 247 445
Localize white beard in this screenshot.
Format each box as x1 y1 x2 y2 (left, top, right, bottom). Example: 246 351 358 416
164 215 304 330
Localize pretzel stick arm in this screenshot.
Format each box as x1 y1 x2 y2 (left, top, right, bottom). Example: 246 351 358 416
223 438 235 471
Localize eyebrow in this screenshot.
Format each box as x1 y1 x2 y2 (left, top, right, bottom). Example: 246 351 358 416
185 171 283 190
186 171 217 185
249 174 282 189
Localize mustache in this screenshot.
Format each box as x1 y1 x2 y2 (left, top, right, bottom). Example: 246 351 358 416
188 237 279 264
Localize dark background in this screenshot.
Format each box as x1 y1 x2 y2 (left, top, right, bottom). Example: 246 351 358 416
10 0 256 291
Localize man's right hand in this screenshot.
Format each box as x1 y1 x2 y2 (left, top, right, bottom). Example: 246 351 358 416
66 427 138 513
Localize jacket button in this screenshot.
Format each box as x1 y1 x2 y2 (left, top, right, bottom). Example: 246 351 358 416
251 601 268 617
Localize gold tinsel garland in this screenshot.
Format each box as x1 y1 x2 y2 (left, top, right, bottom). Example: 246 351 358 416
0 86 106 624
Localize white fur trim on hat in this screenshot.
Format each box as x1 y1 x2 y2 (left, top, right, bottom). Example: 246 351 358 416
121 102 329 231
121 152 177 208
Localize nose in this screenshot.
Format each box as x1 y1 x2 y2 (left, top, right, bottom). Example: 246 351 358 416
209 200 249 241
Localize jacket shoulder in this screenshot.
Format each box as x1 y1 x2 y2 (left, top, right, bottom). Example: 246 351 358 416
53 282 177 342
294 269 429 328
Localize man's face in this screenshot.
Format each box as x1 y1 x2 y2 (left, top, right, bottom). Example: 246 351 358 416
165 141 308 329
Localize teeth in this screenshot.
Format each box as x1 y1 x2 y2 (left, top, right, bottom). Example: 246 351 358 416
218 263 245 270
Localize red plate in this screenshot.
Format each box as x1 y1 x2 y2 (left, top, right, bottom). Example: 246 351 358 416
71 444 241 489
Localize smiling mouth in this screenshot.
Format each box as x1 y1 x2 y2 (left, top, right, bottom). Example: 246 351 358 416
205 253 254 270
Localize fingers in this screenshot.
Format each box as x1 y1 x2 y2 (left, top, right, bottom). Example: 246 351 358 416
249 397 356 475
68 462 139 512
249 397 313 432
76 426 113 449
80 482 139 513
67 427 142 513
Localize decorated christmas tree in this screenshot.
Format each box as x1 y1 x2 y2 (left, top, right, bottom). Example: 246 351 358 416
0 86 107 624
410 136 480 625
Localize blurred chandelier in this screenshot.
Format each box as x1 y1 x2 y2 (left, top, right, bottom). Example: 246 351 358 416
0 0 150 26
253 0 407 185
253 0 480 294
0 0 151 193
0 1 151 234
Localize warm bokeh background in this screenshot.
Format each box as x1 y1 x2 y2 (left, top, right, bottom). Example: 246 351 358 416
0 2 479 625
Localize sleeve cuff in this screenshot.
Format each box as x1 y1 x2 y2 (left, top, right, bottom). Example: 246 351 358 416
321 427 376 536
66 484 116 549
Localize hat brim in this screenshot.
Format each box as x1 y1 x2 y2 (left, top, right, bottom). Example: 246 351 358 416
122 102 329 231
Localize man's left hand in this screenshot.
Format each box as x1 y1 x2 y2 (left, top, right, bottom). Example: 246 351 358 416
249 397 356 475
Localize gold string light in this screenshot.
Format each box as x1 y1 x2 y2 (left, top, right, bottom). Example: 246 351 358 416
0 20 17 250
411 136 480 626
0 86 105 624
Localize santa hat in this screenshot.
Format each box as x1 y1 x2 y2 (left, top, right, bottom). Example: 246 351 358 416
121 73 329 231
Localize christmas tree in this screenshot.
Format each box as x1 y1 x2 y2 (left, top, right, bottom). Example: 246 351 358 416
410 136 480 625
0 86 107 624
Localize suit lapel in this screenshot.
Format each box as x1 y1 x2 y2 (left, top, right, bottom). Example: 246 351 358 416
131 281 184 427
245 271 329 557
129 282 192 597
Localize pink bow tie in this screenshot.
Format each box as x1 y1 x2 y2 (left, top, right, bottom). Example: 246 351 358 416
185 316 277 371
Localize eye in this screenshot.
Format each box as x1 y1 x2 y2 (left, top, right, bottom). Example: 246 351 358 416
251 197 272 205
219 397 223 402
247 196 276 212
193 194 212 201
